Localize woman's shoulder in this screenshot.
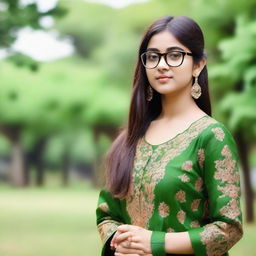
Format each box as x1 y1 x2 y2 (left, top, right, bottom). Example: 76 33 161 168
199 115 236 144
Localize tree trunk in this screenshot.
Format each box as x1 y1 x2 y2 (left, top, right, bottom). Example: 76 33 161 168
34 137 47 186
234 130 254 222
3 127 27 187
24 153 31 186
62 151 70 187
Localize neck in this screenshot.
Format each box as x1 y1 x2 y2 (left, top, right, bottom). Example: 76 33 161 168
158 90 203 121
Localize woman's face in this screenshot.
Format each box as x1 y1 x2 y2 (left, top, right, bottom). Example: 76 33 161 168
145 30 201 97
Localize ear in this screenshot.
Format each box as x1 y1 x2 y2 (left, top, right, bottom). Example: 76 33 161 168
192 58 206 77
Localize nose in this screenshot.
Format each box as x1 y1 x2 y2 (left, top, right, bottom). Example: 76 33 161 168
157 55 169 69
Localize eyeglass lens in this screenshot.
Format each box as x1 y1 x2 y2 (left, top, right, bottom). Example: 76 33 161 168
142 51 184 68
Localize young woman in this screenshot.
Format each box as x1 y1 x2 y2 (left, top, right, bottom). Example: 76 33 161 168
96 16 243 256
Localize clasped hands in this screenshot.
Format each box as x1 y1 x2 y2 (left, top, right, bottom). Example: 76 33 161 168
110 224 153 256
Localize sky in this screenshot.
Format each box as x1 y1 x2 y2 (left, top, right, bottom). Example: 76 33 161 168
2 0 148 61
85 0 148 8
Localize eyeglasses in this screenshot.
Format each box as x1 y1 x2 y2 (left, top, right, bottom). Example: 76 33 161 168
140 50 193 69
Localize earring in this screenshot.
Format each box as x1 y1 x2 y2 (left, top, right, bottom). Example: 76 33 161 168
191 77 202 99
146 85 153 101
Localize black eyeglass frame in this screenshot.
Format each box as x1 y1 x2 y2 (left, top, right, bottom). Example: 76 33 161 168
140 50 193 69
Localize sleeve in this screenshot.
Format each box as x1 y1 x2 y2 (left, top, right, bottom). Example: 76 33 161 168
188 123 243 256
96 189 125 256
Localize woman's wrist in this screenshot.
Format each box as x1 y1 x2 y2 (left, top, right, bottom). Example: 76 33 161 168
150 231 166 256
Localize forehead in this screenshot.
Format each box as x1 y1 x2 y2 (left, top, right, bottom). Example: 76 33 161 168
147 30 190 52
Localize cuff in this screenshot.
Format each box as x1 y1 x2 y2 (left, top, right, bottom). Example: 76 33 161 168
150 231 166 256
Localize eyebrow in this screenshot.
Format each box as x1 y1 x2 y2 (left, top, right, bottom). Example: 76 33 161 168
146 46 185 52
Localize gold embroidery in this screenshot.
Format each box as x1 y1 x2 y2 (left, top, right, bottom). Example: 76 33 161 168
214 144 241 223
200 222 243 256
197 148 205 169
190 220 200 228
158 202 170 217
217 184 240 199
178 174 190 182
191 199 201 211
182 160 193 171
211 127 225 141
126 116 217 228
214 145 240 184
167 227 174 232
199 139 242 254
98 202 109 213
175 190 186 203
177 210 186 224
195 177 203 191
97 220 123 244
220 199 241 223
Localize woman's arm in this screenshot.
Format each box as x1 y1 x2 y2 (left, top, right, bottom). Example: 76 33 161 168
165 231 193 254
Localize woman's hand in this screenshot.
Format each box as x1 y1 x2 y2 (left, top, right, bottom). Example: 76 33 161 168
111 224 152 255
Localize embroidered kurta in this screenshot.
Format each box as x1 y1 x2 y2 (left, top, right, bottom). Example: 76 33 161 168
96 115 243 256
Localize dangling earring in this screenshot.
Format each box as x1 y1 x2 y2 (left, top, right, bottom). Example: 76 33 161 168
191 77 202 99
146 85 153 101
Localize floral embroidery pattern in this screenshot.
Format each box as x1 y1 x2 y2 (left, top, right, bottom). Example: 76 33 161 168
98 203 109 213
182 160 193 171
199 134 242 254
220 199 241 223
191 199 201 211
126 117 217 228
197 148 205 169
158 202 170 217
190 220 200 228
195 177 203 191
217 184 240 199
178 174 190 182
211 127 225 141
214 145 240 184
167 227 174 232
97 220 123 244
175 190 186 203
214 145 241 223
177 210 186 224
200 222 243 256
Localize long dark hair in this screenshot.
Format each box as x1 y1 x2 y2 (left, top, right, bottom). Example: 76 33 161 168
103 16 212 199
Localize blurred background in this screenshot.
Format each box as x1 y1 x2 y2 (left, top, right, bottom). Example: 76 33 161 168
0 0 255 255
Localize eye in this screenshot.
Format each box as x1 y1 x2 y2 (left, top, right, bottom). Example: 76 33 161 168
167 51 182 60
146 52 159 61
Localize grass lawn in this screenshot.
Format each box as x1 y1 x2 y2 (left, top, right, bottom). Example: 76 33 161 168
0 181 102 256
0 181 255 256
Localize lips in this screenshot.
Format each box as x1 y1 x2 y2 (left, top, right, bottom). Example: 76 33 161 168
156 75 172 83
156 75 172 79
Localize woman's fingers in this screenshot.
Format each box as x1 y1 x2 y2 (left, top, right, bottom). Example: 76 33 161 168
119 240 144 251
115 231 133 243
115 247 144 255
111 230 122 249
117 224 131 233
114 253 141 256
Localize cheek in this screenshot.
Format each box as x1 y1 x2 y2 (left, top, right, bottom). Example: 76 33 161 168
146 70 154 83
175 64 193 81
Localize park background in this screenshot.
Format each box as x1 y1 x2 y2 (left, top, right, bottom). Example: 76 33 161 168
0 0 255 255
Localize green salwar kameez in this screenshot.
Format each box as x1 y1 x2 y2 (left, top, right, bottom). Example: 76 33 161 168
96 115 243 256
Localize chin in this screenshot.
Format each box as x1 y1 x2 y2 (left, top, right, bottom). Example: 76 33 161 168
153 85 177 93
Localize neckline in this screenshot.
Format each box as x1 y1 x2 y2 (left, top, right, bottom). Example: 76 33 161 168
142 114 209 147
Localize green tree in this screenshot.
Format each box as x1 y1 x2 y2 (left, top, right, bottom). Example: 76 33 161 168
0 0 66 70
210 15 256 223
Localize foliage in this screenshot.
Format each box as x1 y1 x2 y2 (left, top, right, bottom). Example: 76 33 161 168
0 0 67 70
210 15 256 137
